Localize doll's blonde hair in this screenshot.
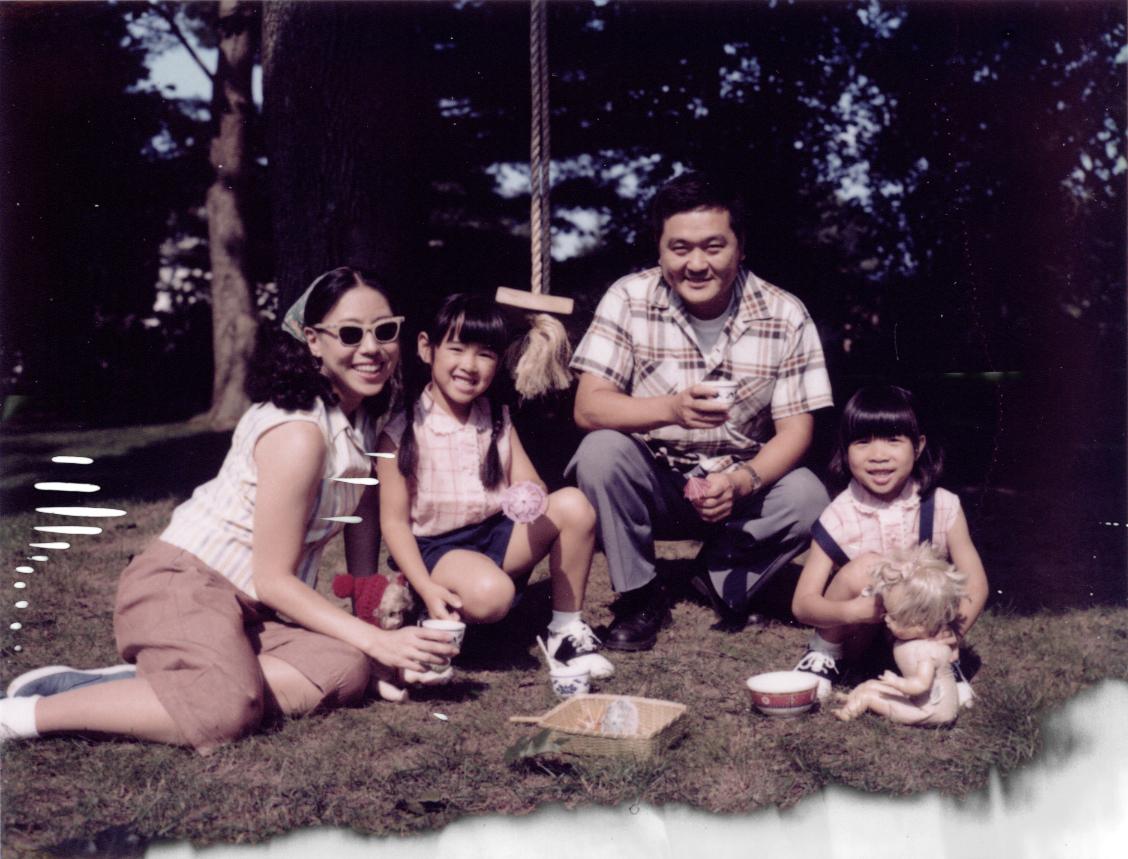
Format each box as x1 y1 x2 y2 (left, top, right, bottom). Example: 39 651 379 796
871 544 967 637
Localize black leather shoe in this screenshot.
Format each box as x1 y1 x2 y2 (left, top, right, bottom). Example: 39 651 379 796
605 592 670 652
687 570 749 633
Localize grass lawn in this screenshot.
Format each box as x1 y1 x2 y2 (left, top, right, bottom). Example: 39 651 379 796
2 422 1127 856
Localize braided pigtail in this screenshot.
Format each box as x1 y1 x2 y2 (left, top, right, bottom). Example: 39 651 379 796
480 383 507 490
396 368 425 482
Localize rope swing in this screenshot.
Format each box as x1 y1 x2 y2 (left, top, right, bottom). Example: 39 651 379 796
497 0 575 399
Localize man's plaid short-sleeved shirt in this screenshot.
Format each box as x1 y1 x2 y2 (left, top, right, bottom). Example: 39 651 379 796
571 267 833 473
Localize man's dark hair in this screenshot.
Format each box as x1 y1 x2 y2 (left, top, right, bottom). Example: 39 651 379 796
648 171 746 247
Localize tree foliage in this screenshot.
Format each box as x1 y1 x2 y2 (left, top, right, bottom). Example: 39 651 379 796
403 1 1124 371
1 0 1122 437
0 1 211 420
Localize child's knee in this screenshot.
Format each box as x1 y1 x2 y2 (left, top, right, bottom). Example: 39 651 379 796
459 574 516 623
549 487 596 531
834 553 883 596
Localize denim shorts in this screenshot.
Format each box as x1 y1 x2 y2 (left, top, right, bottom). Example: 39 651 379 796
415 512 516 572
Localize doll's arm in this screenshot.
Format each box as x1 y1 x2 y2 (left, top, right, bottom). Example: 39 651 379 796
947 509 988 639
375 432 463 621
882 640 941 696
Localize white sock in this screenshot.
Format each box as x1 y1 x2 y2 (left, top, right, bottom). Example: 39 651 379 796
1 695 41 739
548 611 581 633
808 632 844 659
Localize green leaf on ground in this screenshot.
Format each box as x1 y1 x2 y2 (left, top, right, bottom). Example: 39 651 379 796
504 728 571 764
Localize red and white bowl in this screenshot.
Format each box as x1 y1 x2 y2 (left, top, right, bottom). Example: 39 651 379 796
745 671 820 717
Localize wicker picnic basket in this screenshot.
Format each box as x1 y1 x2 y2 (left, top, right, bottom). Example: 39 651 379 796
509 694 687 760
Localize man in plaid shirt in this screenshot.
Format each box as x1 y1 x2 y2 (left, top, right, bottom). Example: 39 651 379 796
567 172 833 651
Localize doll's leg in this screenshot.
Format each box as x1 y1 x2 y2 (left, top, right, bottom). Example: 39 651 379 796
832 679 882 720
503 487 597 612
832 682 931 725
831 678 896 719
863 692 934 725
431 550 516 623
369 662 409 703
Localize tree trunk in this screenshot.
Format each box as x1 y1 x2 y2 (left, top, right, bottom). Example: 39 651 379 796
261 1 432 309
203 0 259 429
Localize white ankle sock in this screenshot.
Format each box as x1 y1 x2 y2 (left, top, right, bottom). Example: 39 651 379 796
1 694 41 739
808 632 844 659
548 611 581 632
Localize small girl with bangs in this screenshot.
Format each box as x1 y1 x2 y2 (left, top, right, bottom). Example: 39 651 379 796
790 385 988 701
376 294 613 680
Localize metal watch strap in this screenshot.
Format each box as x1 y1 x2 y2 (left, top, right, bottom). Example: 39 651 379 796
736 461 763 494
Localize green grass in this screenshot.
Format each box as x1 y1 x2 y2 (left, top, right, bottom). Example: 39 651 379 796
2 422 1127 855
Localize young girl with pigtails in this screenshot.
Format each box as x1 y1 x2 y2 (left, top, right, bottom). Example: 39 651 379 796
790 385 989 702
375 293 614 680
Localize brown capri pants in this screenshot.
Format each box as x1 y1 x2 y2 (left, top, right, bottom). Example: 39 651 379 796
113 540 370 754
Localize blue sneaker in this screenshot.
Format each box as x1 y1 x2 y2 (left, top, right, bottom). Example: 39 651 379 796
6 664 136 698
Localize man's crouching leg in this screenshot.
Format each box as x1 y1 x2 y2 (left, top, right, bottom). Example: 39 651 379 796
701 467 828 619
566 430 678 651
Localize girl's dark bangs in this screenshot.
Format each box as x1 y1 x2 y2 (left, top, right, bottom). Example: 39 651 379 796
844 404 919 442
449 309 508 352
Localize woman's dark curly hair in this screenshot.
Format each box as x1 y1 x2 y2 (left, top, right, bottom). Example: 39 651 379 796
245 266 399 422
827 384 944 497
397 293 511 490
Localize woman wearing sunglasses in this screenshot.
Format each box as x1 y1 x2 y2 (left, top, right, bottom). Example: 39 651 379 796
0 267 457 752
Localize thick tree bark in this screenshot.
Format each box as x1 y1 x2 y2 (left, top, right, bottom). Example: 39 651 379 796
203 0 259 429
262 1 432 309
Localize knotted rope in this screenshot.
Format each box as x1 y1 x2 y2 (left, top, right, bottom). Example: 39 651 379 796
499 0 574 399
529 0 551 301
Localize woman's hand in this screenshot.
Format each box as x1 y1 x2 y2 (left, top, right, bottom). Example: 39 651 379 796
363 625 458 672
419 582 462 621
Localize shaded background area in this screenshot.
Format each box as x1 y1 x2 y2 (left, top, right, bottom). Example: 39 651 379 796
1 1 1124 612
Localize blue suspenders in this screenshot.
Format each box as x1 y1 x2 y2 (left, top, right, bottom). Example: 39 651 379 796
811 492 937 568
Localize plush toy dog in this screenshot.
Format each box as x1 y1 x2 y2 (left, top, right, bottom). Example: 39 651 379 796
332 572 414 631
332 573 418 702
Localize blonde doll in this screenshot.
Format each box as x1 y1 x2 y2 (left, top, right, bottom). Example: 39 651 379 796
832 544 968 726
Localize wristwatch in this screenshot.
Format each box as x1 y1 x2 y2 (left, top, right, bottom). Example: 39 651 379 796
735 461 763 495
